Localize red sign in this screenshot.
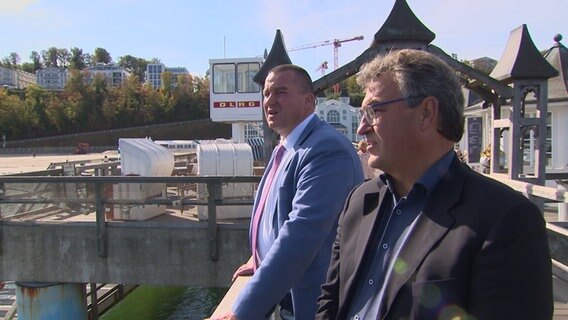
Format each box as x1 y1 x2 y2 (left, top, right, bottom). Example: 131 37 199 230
213 101 236 108
213 101 260 108
238 101 261 108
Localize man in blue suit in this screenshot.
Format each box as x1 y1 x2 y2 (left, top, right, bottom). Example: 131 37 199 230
215 64 364 319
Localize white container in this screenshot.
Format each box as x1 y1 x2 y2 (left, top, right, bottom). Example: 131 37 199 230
196 141 254 220
120 138 174 177
111 138 174 220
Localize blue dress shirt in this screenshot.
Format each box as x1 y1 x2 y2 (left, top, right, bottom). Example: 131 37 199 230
347 150 455 320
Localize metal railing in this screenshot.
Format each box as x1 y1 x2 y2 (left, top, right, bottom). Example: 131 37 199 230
206 173 568 318
0 175 261 261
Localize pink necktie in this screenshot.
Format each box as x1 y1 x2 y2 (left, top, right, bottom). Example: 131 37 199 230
251 144 286 270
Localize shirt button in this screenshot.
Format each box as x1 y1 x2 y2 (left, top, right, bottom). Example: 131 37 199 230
354 315 360 320
368 279 374 285
396 209 402 215
382 243 388 249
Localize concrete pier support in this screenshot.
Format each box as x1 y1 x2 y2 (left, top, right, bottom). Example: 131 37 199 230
16 282 87 320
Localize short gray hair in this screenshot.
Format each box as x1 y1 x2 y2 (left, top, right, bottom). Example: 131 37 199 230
357 49 465 142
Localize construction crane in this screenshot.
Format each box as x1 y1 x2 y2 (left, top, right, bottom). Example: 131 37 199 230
315 61 329 76
289 35 364 71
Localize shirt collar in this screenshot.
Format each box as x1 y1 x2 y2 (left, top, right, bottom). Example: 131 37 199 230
281 113 316 150
379 149 455 197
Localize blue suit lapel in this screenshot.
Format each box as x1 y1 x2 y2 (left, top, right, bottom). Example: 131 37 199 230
292 115 321 150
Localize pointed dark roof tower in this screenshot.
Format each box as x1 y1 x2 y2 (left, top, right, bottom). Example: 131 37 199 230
313 0 436 93
490 24 558 82
542 34 568 100
253 29 292 85
371 0 435 48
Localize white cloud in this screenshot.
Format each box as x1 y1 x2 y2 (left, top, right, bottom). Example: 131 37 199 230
0 0 39 15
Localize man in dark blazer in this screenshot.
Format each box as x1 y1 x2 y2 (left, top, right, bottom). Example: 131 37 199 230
214 64 364 320
316 49 553 320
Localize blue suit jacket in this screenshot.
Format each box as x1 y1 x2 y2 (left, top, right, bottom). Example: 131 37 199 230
234 116 364 319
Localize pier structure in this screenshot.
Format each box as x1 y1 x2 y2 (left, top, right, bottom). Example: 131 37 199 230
0 153 260 319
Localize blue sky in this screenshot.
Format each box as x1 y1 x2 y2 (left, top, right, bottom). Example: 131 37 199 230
0 0 565 80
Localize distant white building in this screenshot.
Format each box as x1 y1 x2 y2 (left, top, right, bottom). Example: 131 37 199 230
84 63 130 87
0 66 36 89
315 92 361 142
36 67 68 91
145 63 189 89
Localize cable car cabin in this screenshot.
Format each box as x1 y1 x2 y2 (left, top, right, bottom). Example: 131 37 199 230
209 57 263 123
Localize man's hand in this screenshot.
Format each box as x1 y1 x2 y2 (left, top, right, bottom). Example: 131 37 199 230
210 312 239 320
232 260 254 282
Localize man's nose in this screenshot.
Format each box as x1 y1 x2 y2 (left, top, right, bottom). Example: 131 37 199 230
264 92 274 105
357 117 372 136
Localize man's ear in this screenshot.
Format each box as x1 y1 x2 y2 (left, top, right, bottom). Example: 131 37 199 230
305 93 316 109
419 96 438 130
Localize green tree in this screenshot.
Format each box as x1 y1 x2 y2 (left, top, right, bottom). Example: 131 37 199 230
64 70 94 131
42 47 59 67
344 76 364 108
21 63 36 74
57 48 71 68
144 83 169 122
161 71 173 95
45 92 70 134
192 75 210 118
0 88 39 138
116 75 145 127
7 52 20 66
0 89 22 137
91 74 108 129
0 53 19 67
118 55 149 83
25 85 50 133
29 51 43 72
102 84 123 128
69 47 87 70
172 74 190 117
92 48 112 64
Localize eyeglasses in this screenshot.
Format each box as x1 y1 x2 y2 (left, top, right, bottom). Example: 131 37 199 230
359 95 424 125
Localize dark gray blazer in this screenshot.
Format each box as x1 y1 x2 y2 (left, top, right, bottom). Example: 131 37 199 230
316 156 553 320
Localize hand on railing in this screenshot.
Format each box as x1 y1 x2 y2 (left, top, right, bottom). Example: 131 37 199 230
232 259 254 282
210 312 240 320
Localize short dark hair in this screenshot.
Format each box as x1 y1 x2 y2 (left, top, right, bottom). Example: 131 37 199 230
357 49 465 142
269 64 314 94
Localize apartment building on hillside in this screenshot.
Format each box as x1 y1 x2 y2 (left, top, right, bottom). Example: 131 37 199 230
83 63 130 87
0 66 36 89
36 67 68 91
145 63 189 89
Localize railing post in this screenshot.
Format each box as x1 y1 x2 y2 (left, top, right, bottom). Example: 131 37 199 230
0 182 3 256
94 182 107 258
207 181 222 261
90 282 98 320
